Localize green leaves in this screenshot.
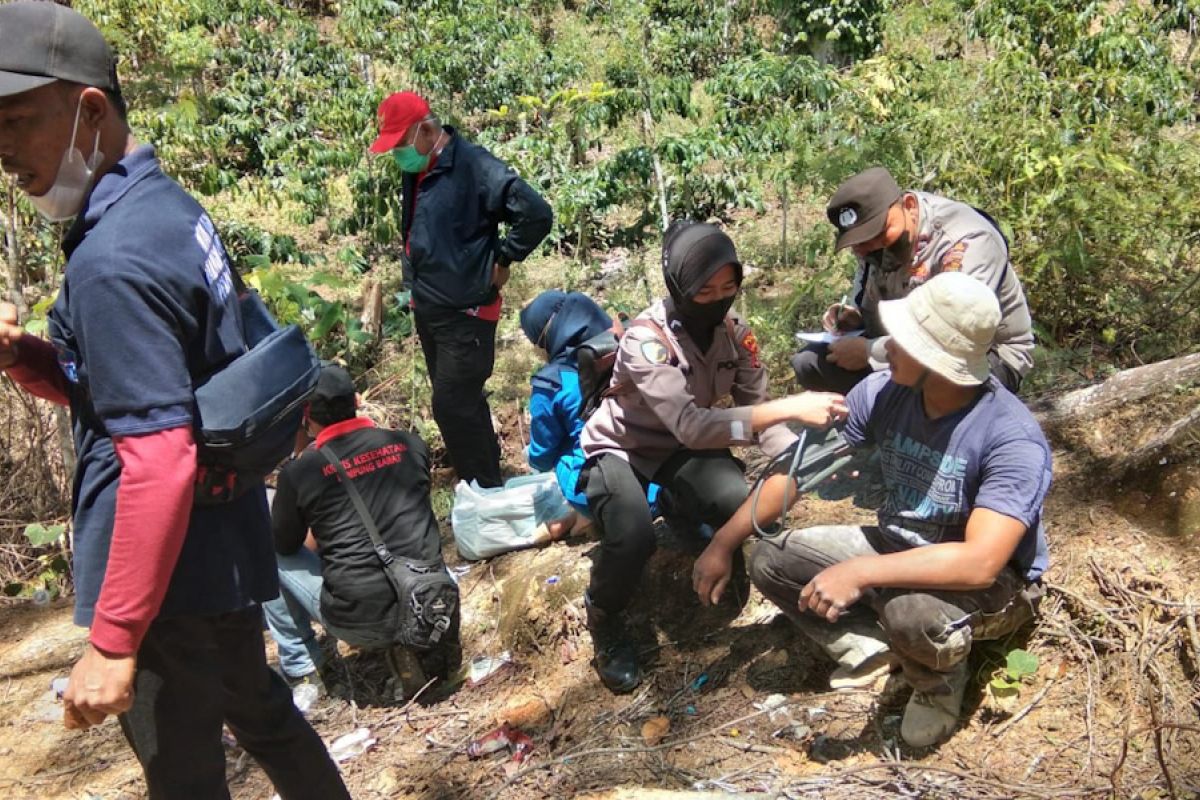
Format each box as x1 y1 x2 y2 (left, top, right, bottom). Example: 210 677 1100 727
990 648 1040 696
1006 648 1039 680
24 523 66 548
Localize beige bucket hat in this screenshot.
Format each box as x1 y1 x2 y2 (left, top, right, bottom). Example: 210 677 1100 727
878 272 1001 386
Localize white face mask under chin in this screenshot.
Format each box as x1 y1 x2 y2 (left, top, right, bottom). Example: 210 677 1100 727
28 99 105 222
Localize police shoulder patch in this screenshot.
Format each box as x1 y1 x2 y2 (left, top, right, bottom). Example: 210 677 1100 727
941 241 968 272
640 339 670 365
739 329 761 368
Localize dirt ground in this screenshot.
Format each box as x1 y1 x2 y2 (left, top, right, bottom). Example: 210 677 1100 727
2 407 1199 799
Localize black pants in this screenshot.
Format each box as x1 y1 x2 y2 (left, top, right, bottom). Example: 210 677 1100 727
415 311 502 487
791 345 1023 394
583 450 748 614
118 606 350 800
790 345 871 394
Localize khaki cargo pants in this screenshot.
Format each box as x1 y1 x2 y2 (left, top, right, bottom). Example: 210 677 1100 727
748 525 1042 694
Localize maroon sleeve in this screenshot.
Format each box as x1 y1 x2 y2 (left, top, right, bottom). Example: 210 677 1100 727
4 334 70 406
90 426 197 655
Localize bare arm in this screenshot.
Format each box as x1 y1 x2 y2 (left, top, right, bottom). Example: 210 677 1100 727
693 473 801 606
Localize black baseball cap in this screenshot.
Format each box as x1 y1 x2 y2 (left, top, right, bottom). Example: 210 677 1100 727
825 167 903 251
0 2 118 98
312 364 356 404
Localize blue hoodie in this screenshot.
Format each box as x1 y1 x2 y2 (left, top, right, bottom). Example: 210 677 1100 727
519 291 611 511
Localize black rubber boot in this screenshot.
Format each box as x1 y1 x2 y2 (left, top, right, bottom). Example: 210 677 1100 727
585 594 642 694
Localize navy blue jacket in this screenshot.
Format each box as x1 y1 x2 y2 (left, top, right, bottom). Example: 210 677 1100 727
49 145 276 628
401 127 553 312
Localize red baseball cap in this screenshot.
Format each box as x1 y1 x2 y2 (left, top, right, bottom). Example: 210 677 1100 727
369 91 430 154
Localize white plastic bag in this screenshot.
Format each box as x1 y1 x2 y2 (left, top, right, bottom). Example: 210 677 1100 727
451 473 573 561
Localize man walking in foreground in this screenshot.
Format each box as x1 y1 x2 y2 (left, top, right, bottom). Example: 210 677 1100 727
0 4 348 796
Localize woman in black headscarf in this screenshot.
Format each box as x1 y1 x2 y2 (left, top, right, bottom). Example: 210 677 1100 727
576 221 848 693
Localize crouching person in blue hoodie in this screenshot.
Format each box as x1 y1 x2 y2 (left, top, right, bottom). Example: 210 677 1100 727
519 290 614 517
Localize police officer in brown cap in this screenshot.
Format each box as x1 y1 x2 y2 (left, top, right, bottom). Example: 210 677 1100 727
791 166 1034 394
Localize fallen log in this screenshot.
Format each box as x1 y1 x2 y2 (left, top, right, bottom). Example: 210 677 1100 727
1029 352 1200 430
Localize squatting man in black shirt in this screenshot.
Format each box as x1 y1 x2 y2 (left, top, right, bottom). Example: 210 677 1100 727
264 365 460 702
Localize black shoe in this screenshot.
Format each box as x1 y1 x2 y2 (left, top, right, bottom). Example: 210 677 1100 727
585 596 642 694
418 637 463 683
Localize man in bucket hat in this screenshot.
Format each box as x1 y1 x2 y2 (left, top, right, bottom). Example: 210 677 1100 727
0 3 348 796
369 91 553 489
695 272 1051 747
792 166 1035 395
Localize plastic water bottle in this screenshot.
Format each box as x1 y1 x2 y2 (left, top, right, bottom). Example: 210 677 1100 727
32 589 50 607
291 682 320 714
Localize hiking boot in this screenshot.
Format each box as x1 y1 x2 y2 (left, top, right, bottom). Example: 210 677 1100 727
384 645 428 702
585 595 641 694
829 651 899 690
900 664 968 747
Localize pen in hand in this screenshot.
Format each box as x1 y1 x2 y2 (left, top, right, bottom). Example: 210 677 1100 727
834 294 849 332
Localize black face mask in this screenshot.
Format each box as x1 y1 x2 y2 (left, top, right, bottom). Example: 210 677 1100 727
672 292 736 353
864 231 913 273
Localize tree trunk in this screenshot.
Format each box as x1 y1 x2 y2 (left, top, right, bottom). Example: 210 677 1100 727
359 279 383 340
780 178 788 269
641 109 669 232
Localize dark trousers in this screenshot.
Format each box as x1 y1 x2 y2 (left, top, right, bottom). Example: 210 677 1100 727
791 344 872 394
415 311 502 487
118 606 350 800
791 346 1023 394
583 450 748 614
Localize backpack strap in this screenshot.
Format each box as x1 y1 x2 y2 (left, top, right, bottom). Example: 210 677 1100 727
320 444 406 596
628 318 680 363
602 318 680 399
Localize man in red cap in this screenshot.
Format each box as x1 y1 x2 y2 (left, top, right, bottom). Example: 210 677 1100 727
371 91 553 488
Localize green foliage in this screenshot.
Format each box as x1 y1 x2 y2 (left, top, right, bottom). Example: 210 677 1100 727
762 0 889 61
5 0 1198 385
990 648 1040 696
23 523 66 548
246 266 372 359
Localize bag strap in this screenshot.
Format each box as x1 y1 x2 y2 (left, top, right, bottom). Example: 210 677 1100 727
320 444 403 577
600 317 695 400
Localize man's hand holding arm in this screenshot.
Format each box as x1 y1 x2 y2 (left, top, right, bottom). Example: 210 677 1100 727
0 302 70 405
65 426 198 729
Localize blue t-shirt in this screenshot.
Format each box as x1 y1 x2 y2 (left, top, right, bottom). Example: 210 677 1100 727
843 371 1051 580
49 145 278 628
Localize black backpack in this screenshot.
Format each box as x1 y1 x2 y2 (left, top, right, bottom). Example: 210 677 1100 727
574 329 622 420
